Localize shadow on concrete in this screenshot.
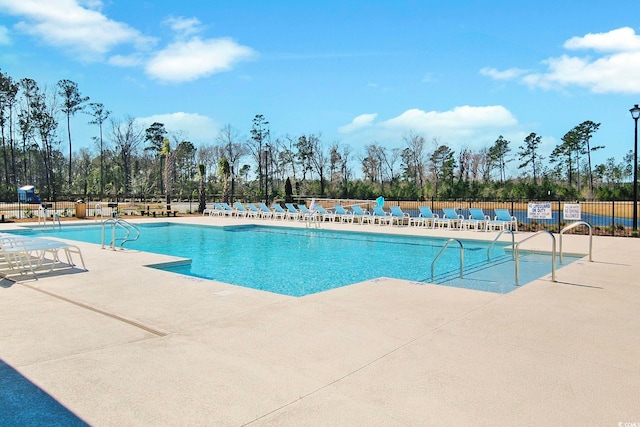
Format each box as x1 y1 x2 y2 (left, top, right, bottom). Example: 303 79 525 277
0 359 88 426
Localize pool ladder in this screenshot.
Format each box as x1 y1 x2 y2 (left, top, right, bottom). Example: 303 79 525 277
101 218 140 250
431 238 464 281
432 222 593 287
37 207 61 231
488 222 593 286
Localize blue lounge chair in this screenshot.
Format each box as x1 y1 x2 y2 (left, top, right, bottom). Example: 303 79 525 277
272 204 291 220
314 205 336 222
416 206 438 228
284 203 302 220
350 205 370 224
488 209 518 231
218 202 236 217
389 206 410 226
257 202 276 219
205 203 219 216
246 203 263 218
333 205 355 223
210 203 229 216
371 205 392 225
467 207 490 231
439 208 464 229
233 202 250 217
297 204 318 221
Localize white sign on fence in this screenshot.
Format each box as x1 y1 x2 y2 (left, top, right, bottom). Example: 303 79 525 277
563 203 581 220
527 202 552 219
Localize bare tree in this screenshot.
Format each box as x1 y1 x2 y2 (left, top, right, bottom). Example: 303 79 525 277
403 133 427 197
307 134 328 195
362 143 383 183
30 85 59 199
458 146 472 182
216 124 248 201
109 116 143 195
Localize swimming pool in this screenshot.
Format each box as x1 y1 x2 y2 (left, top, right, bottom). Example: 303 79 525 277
9 223 575 296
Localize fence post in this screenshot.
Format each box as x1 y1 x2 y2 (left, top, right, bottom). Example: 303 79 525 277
611 199 615 237
557 200 561 233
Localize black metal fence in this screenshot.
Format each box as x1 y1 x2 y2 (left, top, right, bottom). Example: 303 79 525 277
1 197 637 237
311 198 638 237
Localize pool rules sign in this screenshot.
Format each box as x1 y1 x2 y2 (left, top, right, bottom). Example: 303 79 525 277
527 202 552 219
563 203 582 221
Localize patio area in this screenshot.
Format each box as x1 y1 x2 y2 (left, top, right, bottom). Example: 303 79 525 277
0 216 638 426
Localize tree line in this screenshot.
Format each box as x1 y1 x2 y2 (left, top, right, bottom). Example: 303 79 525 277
0 71 636 207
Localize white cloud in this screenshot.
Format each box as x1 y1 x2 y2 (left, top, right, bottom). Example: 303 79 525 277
381 106 517 133
164 16 202 38
0 25 10 45
479 67 527 80
484 27 640 94
0 1 255 83
523 52 640 93
340 106 519 150
564 26 640 52
136 112 218 143
0 0 155 61
145 37 255 83
338 113 377 133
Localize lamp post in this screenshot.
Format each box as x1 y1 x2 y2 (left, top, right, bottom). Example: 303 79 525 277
630 104 640 232
264 144 272 204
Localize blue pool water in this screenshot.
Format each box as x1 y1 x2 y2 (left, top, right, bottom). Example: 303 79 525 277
9 223 576 296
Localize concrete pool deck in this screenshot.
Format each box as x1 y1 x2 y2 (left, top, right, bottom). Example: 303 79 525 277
0 216 638 426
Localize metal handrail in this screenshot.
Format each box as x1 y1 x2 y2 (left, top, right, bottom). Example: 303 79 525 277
559 221 593 263
431 238 464 281
114 219 140 249
37 207 62 231
514 230 556 286
101 218 140 250
487 229 515 261
53 213 61 231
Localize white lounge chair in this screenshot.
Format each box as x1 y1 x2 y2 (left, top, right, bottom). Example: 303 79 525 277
233 202 250 218
257 203 277 219
0 234 86 276
371 206 392 226
333 205 354 223
350 205 371 224
415 206 438 228
389 206 410 226
297 204 318 221
284 203 302 220
488 209 518 231
468 208 490 231
314 205 336 222
271 204 289 220
439 208 464 229
246 203 263 218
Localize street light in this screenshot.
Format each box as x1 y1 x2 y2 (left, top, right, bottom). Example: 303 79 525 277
264 144 271 204
630 104 640 232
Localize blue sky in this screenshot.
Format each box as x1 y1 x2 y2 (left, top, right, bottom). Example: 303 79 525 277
2 0 640 176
